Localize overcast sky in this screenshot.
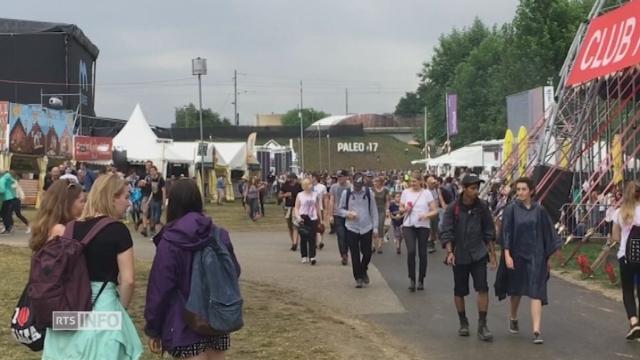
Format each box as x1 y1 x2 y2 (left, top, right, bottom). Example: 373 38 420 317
6 0 518 126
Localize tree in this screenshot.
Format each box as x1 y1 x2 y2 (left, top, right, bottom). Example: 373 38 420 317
173 103 231 128
281 108 330 128
395 92 424 117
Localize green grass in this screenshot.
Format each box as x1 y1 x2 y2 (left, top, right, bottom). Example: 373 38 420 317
203 200 287 232
556 240 620 289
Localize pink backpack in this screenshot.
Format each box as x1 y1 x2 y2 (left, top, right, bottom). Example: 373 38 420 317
28 218 115 328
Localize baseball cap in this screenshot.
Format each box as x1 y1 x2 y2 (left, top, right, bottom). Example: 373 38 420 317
353 173 365 185
287 172 298 179
336 169 348 177
462 174 485 186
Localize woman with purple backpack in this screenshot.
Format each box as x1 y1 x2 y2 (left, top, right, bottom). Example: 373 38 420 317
38 175 143 359
145 179 240 360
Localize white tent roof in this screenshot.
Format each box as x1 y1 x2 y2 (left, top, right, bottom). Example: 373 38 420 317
412 140 503 167
308 115 353 130
213 142 246 169
165 142 197 163
113 104 162 163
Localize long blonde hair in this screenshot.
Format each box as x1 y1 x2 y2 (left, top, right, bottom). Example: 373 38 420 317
619 181 639 225
30 180 82 252
81 174 127 220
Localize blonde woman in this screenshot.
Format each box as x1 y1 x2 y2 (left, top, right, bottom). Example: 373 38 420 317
294 178 321 265
42 174 143 359
611 181 640 340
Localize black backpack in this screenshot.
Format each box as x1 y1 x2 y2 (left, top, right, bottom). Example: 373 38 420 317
344 187 372 217
626 225 640 264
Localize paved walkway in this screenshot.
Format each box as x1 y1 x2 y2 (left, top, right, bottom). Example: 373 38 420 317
3 227 639 359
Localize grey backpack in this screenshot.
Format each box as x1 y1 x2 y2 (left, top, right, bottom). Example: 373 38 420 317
184 227 244 335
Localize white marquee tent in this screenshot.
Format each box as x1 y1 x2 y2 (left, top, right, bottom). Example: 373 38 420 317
412 140 504 168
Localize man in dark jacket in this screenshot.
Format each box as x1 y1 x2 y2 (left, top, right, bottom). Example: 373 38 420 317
440 174 497 342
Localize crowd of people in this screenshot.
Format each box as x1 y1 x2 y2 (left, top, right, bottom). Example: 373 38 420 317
12 160 239 360
273 168 639 344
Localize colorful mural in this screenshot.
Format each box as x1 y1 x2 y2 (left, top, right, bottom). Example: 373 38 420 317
9 103 74 157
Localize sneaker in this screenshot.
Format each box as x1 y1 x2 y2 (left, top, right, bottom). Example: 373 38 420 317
458 318 470 337
0 230 10 235
417 281 424 291
355 279 364 288
141 230 148 237
625 323 640 340
301 257 309 264
341 255 348 266
318 242 325 250
310 258 317 266
478 320 494 342
533 332 544 344
409 280 416 292
509 319 519 334
25 227 31 234
363 273 370 285
377 249 383 254
428 243 436 254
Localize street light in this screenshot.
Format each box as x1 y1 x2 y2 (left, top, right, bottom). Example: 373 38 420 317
192 57 207 199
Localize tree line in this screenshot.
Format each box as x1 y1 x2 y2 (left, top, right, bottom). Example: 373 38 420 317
396 0 595 148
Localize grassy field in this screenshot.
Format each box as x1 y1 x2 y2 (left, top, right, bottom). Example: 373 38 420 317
0 245 416 360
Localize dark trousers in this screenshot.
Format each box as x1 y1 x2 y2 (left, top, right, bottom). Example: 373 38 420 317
11 198 28 226
334 216 348 257
403 226 429 281
347 230 373 280
1 199 13 231
299 219 318 259
619 258 640 319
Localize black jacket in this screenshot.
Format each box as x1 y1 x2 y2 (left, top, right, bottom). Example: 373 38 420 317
439 195 495 265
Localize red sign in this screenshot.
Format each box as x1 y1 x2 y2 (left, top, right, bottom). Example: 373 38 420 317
566 1 640 87
74 136 112 161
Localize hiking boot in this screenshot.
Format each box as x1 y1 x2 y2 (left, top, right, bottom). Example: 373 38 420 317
509 319 519 334
478 320 493 342
341 255 348 266
626 323 640 340
458 318 470 337
363 273 370 285
409 280 416 292
533 332 544 344
355 279 364 288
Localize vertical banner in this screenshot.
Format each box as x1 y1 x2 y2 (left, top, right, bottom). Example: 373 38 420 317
0 101 8 151
517 126 528 177
612 134 623 185
446 93 458 137
503 129 514 183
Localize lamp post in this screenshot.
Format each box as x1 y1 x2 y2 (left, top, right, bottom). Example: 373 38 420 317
192 57 207 199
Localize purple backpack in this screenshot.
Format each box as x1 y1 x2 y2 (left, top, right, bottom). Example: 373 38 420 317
28 218 115 328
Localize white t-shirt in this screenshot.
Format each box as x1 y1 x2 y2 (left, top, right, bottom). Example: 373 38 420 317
313 183 327 211
400 189 434 228
297 191 319 221
612 206 640 259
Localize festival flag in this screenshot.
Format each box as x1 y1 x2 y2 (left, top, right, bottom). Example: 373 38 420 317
517 126 528 177
446 93 458 137
503 129 514 183
612 134 623 185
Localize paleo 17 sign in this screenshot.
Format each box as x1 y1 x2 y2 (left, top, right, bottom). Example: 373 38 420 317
74 136 113 161
566 0 640 87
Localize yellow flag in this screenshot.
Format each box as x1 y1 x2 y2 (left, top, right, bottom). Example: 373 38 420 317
517 126 528 177
503 129 514 183
612 134 623 185
559 139 571 168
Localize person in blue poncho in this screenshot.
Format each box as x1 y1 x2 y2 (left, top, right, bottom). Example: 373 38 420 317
494 177 561 345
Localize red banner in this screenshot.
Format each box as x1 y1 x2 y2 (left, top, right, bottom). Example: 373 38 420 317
74 136 112 161
566 1 640 87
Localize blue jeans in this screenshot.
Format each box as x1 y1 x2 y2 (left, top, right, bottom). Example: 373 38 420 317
149 200 162 225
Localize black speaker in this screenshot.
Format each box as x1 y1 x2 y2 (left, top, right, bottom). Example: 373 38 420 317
112 150 127 168
531 165 574 223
